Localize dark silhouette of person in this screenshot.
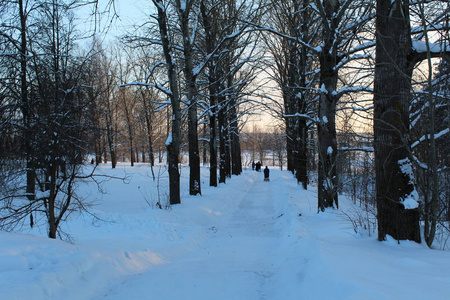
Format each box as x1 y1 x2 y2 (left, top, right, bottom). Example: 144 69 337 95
255 161 261 172
264 166 269 180
252 161 255 170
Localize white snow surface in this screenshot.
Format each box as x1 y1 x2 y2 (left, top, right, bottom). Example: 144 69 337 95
1 164 449 300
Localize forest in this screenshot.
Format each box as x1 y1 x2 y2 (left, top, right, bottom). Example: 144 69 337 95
0 0 449 249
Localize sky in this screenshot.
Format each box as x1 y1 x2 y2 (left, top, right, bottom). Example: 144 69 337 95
75 0 149 42
74 0 283 132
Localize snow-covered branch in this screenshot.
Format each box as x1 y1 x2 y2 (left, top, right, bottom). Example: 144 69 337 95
411 128 449 149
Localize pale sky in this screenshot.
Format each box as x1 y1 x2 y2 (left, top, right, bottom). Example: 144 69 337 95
75 0 150 41
75 0 277 132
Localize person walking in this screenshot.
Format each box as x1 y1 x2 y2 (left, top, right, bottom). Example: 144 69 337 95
264 166 270 181
255 161 261 172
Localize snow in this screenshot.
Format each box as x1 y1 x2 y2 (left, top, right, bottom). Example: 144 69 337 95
327 146 333 155
313 42 324 53
179 0 186 11
1 164 449 299
165 132 172 146
411 128 449 149
192 65 202 77
320 83 327 94
155 1 165 12
398 158 419 209
283 113 315 123
412 40 450 54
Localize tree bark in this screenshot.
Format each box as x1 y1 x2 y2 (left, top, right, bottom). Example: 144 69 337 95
105 105 117 169
154 0 181 205
296 120 308 189
209 89 218 186
177 0 201 196
317 27 339 211
374 0 420 242
230 99 242 175
218 100 227 183
200 0 218 187
418 2 439 248
122 92 135 167
140 88 155 179
317 76 338 211
19 0 36 200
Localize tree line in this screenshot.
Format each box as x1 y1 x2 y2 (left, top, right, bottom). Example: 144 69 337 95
0 0 449 247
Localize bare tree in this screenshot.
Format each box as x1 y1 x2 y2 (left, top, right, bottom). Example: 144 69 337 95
175 0 202 195
410 1 450 246
115 52 139 167
0 0 39 199
0 0 101 238
311 0 375 211
199 0 262 184
374 0 449 243
152 0 183 205
263 0 318 189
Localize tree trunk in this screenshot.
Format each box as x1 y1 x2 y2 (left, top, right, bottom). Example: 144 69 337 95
19 0 35 200
178 0 201 196
419 2 439 247
218 102 227 184
296 120 308 189
106 118 117 169
122 95 135 167
105 83 117 169
230 100 242 176
231 130 242 175
154 0 181 205
140 89 155 178
224 125 231 179
284 86 297 175
200 1 218 187
374 0 420 242
47 158 58 239
285 122 295 174
202 123 208 165
296 3 310 189
209 93 218 186
188 100 201 195
317 50 339 211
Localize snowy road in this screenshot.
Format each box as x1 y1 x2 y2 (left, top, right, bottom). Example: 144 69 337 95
3 165 450 300
97 171 287 300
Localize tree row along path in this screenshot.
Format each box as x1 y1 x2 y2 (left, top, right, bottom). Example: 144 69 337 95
95 169 309 300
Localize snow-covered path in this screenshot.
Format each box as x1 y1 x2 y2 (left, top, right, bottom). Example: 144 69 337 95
96 171 285 300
